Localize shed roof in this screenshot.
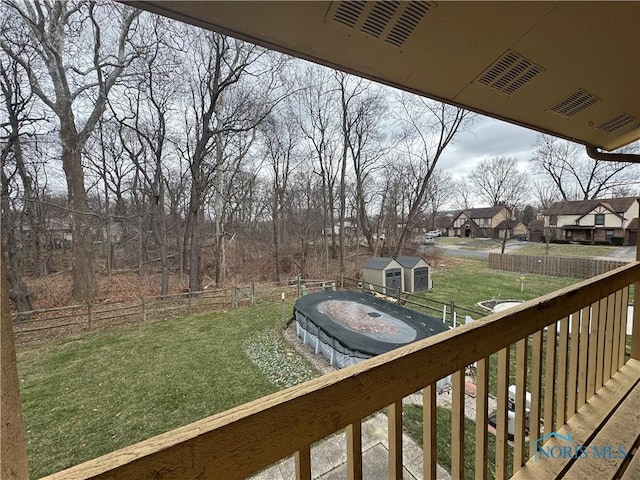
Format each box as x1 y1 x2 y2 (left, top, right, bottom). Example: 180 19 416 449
395 256 429 269
363 257 398 270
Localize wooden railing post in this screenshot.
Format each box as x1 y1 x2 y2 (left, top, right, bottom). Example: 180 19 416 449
631 228 640 360
1 260 29 478
388 400 403 480
451 369 465 479
295 446 311 480
141 297 146 323
346 421 362 480
495 347 510 480
475 358 489 480
424 384 437 480
87 302 92 331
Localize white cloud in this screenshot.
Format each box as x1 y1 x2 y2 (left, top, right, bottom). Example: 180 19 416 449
439 116 540 178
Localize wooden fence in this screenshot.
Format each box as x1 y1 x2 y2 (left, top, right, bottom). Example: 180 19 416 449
488 252 629 279
12 279 331 343
339 275 486 327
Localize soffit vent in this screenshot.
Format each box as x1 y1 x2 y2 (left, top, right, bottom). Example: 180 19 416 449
330 1 433 48
548 89 600 117
385 2 432 47
333 1 367 28
361 1 400 38
476 51 543 95
597 113 638 133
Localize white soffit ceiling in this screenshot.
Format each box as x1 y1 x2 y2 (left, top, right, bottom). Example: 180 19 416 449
133 1 640 152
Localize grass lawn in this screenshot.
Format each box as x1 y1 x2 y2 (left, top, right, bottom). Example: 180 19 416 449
16 261 597 478
18 302 316 478
404 404 516 480
422 258 578 313
433 237 469 246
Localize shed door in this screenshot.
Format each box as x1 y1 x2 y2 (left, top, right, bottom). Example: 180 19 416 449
414 267 430 292
385 269 402 294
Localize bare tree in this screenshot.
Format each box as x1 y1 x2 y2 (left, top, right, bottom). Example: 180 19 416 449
468 156 530 253
336 72 388 269
1 0 140 301
106 16 183 297
179 32 279 290
453 178 473 211
426 168 455 228
262 111 300 281
0 47 41 312
391 94 474 256
297 66 340 272
531 134 639 200
532 176 561 211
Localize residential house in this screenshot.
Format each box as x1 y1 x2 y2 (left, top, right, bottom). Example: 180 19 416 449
495 219 528 240
544 197 639 245
450 206 510 238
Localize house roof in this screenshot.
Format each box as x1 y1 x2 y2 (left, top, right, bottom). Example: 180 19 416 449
363 257 398 270
628 218 639 231
395 256 429 269
461 206 506 220
545 197 639 216
453 206 504 221
495 220 524 230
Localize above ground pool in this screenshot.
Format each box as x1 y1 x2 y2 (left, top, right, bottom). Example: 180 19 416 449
294 290 449 376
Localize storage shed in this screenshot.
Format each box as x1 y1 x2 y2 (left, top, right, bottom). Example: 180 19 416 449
396 256 432 293
362 257 404 295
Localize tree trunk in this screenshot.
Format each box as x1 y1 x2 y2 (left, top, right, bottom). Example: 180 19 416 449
187 204 202 293
62 140 97 302
273 209 281 282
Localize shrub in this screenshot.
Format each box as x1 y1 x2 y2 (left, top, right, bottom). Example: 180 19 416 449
550 239 571 244
611 236 624 246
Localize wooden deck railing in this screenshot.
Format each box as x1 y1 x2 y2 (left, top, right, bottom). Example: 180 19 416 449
40 261 640 480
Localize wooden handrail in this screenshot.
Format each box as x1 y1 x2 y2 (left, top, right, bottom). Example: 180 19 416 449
41 262 640 480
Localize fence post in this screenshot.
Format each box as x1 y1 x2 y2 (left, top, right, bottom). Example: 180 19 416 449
188 293 192 315
141 297 146 322
87 302 92 331
297 277 301 297
450 300 455 328
397 287 402 303
340 273 344 289
232 287 237 309
251 283 255 306
281 292 286 322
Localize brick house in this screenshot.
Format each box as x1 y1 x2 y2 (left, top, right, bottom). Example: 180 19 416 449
544 197 639 245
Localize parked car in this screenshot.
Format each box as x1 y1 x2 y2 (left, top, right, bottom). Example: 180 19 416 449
427 229 442 237
421 234 434 244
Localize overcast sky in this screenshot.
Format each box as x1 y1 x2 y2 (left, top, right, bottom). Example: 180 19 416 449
439 115 540 179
